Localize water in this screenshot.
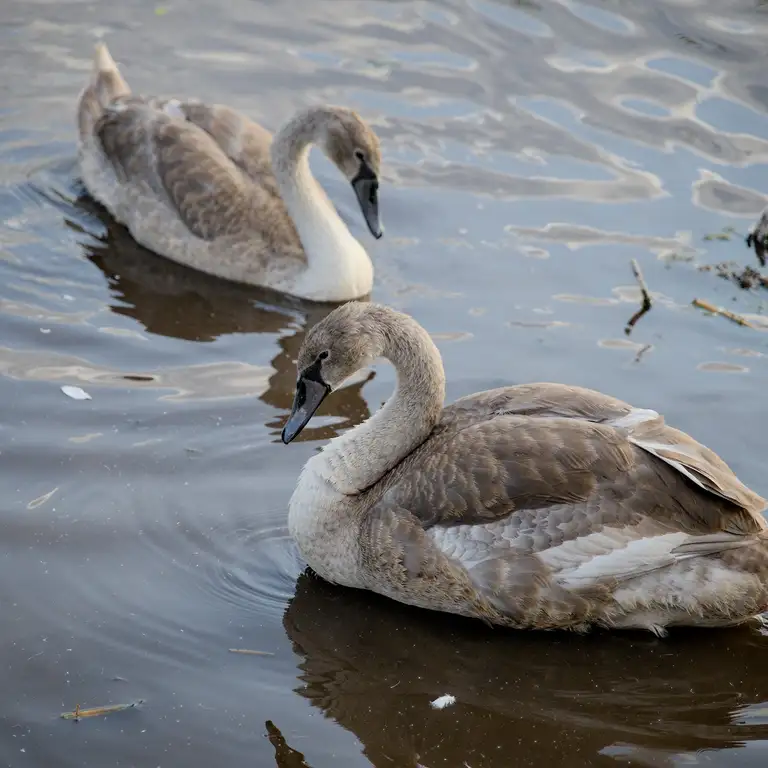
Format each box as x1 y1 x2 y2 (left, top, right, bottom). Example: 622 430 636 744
2 0 768 765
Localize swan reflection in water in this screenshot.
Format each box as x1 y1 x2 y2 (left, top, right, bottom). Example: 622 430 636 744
63 190 373 440
268 571 768 768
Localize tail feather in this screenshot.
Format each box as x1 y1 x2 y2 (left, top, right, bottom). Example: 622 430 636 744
77 43 131 140
91 43 130 106
672 532 754 558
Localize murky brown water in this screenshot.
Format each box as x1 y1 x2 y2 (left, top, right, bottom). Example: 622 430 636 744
3 0 768 765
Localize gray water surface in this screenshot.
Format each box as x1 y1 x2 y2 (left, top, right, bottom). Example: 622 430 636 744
3 1 768 766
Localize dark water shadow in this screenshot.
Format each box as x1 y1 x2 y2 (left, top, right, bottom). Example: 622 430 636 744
45 185 374 439
281 572 768 768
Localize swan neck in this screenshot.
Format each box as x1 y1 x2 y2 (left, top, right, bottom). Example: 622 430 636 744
323 312 446 494
270 112 373 301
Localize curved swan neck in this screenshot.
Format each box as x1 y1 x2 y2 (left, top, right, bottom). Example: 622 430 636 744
270 108 373 301
323 309 446 494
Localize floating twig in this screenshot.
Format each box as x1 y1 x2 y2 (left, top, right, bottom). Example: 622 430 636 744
633 343 652 364
703 231 732 242
624 258 653 335
228 648 275 657
61 700 144 721
692 298 754 328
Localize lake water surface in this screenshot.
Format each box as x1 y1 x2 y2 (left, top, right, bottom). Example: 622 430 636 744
3 0 768 766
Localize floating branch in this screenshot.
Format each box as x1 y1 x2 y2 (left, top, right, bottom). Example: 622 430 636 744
625 259 653 335
228 648 275 657
61 700 144 721
692 298 754 328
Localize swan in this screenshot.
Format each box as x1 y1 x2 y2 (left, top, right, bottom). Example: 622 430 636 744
76 43 382 302
281 301 768 634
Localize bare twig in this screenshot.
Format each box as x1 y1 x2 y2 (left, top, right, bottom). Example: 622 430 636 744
692 298 754 328
228 648 275 657
625 259 653 335
633 343 652 364
61 700 144 721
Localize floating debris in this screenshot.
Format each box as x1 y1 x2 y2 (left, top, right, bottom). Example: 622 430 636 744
703 227 735 242
68 433 103 444
228 648 275 657
430 694 456 710
634 343 652 364
624 258 653 335
26 487 59 511
697 361 749 374
699 262 768 291
61 700 144 721
692 299 754 328
61 385 92 401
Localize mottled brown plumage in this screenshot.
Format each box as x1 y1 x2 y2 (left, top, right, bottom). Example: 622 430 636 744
76 44 382 301
285 302 768 634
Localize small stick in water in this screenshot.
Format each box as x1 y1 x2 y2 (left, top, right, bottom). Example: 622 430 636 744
625 258 653 335
228 648 275 657
61 700 144 720
692 298 754 328
633 343 652 364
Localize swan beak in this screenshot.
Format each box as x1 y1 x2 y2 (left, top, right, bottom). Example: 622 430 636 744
282 374 331 444
352 167 383 240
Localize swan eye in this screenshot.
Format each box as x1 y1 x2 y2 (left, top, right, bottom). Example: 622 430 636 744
318 351 329 361
354 149 365 162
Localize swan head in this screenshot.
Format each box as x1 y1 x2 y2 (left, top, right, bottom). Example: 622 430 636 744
282 302 383 444
322 109 383 240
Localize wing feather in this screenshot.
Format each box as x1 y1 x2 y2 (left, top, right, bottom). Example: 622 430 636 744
362 384 766 602
95 100 303 249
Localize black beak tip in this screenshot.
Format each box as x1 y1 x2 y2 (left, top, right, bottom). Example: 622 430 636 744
372 225 383 240
281 429 291 445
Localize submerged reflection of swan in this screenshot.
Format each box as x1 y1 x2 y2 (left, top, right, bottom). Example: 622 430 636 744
279 571 768 768
62 192 373 438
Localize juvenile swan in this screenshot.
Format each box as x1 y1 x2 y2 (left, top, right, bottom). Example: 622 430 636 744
76 44 383 301
282 302 768 634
